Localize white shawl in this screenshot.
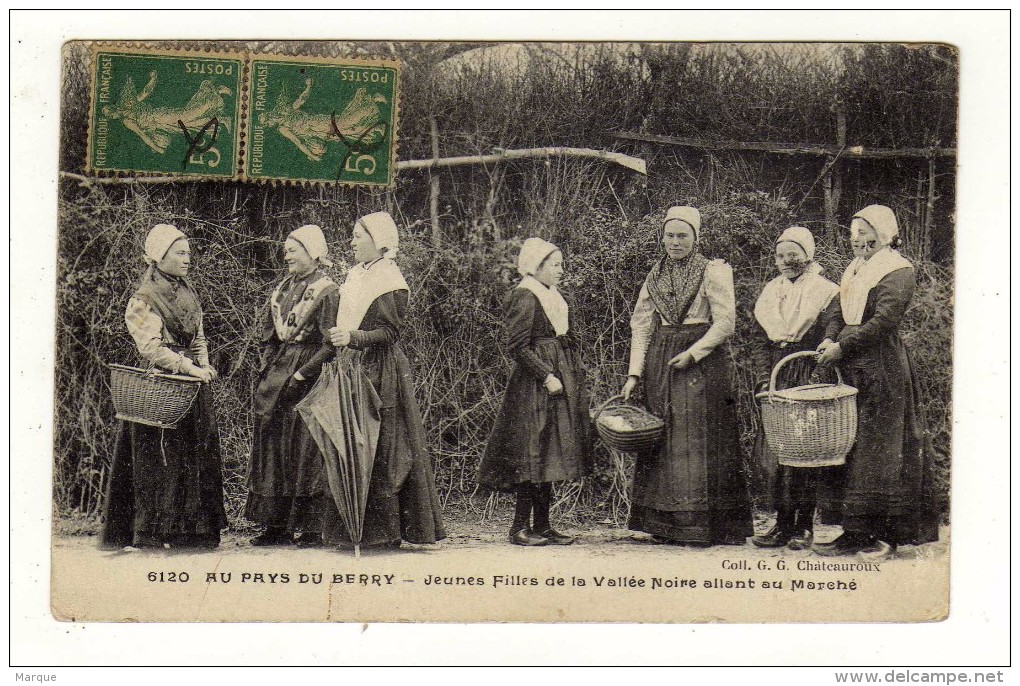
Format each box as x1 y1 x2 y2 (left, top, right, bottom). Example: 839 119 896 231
336 258 409 330
754 264 838 343
839 247 913 326
517 275 569 336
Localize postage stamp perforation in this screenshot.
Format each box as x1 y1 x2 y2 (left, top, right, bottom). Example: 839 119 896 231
89 41 249 59
236 56 252 181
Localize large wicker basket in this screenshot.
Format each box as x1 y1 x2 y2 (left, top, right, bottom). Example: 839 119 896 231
593 394 665 453
756 350 858 468
108 363 202 429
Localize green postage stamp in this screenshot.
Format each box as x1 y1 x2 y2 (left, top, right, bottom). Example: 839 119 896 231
246 55 399 186
86 47 400 185
88 46 244 178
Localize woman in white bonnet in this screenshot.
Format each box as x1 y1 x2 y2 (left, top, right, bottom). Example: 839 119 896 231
478 238 593 546
813 204 942 559
322 211 446 548
750 226 838 550
245 224 340 547
621 206 752 546
99 224 226 550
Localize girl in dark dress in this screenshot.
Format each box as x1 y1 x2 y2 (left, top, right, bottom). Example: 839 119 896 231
100 224 226 550
621 206 752 546
479 238 593 546
814 205 942 560
749 226 838 550
322 211 446 548
245 224 340 547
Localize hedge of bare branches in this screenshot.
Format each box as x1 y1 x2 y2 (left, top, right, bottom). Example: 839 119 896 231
55 41 955 529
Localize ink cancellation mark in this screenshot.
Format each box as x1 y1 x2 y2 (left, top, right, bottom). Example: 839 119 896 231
87 46 244 178
245 55 399 186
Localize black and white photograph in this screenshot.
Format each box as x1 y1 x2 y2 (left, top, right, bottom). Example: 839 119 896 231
10 8 1010 672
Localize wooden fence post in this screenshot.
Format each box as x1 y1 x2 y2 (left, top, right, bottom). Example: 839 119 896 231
429 116 442 246
823 100 846 239
925 156 937 259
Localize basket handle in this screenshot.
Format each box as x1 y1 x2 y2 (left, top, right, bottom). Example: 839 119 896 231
593 394 626 423
768 350 843 399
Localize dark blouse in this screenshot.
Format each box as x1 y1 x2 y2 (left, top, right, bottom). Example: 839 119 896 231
824 267 915 360
504 288 577 381
347 289 408 409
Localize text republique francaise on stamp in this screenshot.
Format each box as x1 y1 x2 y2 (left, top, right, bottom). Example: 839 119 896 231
87 45 399 185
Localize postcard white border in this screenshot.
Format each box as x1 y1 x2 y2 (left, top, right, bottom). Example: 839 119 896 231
9 8 1010 673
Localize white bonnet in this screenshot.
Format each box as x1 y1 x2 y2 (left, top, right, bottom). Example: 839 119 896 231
517 237 559 277
776 226 816 261
288 224 333 267
144 224 187 264
357 211 400 259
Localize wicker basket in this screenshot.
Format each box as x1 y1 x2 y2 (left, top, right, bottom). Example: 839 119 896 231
593 394 665 453
756 350 858 468
108 363 202 429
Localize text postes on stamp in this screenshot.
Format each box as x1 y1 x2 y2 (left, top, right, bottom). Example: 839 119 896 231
246 55 399 186
88 47 244 179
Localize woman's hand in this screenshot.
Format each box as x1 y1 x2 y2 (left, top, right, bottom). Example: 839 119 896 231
668 352 695 370
184 361 214 383
621 376 639 401
816 338 836 354
201 365 218 382
544 374 564 396
329 327 351 347
817 342 843 366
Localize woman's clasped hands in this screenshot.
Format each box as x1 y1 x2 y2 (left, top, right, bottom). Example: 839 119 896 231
184 360 216 383
543 374 564 396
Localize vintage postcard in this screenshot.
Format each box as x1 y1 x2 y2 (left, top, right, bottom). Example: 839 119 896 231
51 38 955 625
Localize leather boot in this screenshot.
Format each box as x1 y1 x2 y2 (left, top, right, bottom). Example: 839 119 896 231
534 527 574 545
752 523 792 548
752 509 794 548
813 531 874 556
787 509 814 550
509 528 548 546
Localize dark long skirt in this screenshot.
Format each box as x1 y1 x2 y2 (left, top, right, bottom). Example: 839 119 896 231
629 324 752 545
322 346 446 547
99 384 227 549
245 399 327 533
825 337 941 545
478 338 593 490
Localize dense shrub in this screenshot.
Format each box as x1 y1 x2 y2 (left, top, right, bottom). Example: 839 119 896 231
54 181 952 526
54 41 954 527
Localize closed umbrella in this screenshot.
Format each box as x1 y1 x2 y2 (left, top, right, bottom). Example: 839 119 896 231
296 353 381 557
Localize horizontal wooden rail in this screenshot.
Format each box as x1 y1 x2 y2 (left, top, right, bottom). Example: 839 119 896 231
397 147 647 174
59 147 647 186
612 131 956 160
